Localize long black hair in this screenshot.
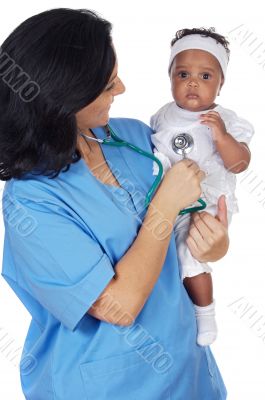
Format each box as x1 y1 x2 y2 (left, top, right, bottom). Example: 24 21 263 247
0 8 115 180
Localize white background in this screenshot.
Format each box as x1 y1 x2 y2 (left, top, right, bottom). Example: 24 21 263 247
0 1 264 399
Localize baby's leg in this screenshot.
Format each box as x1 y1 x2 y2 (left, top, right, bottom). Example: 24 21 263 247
183 272 213 306
174 215 217 346
184 273 217 346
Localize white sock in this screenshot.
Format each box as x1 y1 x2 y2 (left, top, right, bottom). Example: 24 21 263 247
194 300 217 346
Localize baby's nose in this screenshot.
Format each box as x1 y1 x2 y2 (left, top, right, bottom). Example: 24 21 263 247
187 79 199 87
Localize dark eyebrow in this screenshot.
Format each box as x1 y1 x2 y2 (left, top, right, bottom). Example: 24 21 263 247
108 73 118 84
174 65 216 72
198 66 216 72
174 65 189 69
104 74 118 90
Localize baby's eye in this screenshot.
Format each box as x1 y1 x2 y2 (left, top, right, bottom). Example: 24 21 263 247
178 71 189 79
201 73 211 80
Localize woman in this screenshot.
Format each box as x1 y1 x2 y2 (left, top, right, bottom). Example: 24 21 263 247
0 8 228 399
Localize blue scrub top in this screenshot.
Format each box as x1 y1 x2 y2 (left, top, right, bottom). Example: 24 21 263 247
1 118 227 399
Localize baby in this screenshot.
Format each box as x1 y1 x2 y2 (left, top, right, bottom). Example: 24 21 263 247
151 28 254 346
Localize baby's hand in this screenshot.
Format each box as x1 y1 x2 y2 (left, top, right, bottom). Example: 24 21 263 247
199 111 227 142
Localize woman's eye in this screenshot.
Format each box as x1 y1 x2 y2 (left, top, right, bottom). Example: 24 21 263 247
178 71 188 79
105 82 115 91
202 73 211 80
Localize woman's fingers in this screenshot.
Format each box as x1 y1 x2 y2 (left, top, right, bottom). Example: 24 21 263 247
186 222 211 261
196 169 206 181
187 212 220 258
186 234 199 254
187 210 229 262
187 216 210 247
191 212 215 237
216 195 228 228
192 210 227 234
184 158 206 181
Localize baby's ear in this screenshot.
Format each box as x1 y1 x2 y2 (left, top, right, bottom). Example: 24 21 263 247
218 76 225 96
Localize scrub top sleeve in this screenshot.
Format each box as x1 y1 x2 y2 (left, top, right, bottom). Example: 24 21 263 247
3 196 115 332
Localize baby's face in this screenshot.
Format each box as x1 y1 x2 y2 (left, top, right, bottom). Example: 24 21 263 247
170 49 224 112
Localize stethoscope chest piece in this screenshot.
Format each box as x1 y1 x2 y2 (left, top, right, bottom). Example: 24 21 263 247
172 133 194 158
171 132 206 214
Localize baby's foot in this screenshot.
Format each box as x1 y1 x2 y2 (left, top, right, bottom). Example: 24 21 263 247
194 301 217 346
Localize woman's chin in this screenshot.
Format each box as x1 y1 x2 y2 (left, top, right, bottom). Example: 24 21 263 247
91 115 110 128
101 115 110 126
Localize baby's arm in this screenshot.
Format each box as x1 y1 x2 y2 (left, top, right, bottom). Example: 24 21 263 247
200 111 251 173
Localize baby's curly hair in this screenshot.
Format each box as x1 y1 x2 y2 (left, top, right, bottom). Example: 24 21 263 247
171 27 230 59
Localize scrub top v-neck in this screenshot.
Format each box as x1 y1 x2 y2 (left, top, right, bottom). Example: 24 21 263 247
1 118 227 399
78 125 147 218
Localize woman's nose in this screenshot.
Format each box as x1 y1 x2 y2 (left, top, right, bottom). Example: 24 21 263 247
115 77 126 96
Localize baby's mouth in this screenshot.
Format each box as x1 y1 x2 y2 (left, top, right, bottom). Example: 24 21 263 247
186 93 199 99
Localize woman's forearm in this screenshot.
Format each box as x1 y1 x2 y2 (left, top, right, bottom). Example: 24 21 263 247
88 196 179 326
88 159 205 325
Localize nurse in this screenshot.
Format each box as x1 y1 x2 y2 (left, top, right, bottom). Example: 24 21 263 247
0 8 229 399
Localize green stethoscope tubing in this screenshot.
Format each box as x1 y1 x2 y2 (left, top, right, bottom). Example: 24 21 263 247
100 124 206 213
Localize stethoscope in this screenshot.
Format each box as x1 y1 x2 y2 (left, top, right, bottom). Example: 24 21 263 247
80 124 206 214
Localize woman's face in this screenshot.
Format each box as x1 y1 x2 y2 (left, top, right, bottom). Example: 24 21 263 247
76 61 125 130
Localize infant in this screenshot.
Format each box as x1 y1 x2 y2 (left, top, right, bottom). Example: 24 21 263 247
151 28 254 346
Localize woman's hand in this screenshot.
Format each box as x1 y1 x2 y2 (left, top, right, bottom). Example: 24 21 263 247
186 195 229 262
153 159 205 220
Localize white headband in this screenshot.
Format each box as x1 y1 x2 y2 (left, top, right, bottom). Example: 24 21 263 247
168 34 229 78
